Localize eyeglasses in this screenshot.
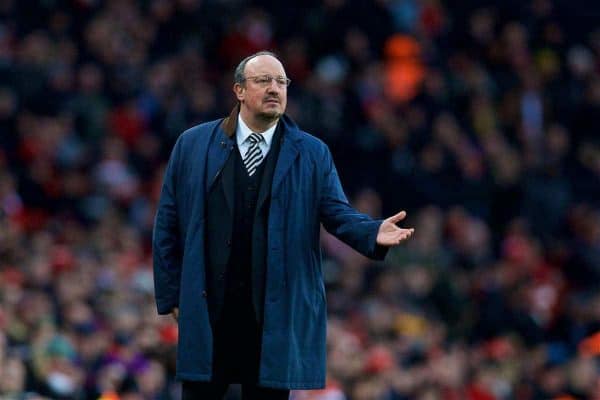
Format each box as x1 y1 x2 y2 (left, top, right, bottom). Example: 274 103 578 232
242 74 291 88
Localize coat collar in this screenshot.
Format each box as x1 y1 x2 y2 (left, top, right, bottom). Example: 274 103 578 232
221 104 238 138
221 105 303 144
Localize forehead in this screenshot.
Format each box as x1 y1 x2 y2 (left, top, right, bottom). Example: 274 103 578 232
244 55 286 77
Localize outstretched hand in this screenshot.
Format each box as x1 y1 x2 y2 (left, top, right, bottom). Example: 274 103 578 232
376 210 414 246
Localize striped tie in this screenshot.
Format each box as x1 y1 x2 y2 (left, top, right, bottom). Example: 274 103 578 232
243 133 264 176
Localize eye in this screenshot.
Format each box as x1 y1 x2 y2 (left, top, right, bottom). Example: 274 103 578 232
256 76 271 84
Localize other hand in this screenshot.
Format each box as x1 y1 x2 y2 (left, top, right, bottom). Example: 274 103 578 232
376 210 414 246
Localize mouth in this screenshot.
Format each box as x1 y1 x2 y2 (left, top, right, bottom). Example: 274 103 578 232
264 98 279 104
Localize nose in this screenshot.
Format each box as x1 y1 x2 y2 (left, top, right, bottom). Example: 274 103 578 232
266 80 280 91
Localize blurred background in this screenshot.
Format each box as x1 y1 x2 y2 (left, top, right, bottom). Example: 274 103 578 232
1 0 600 399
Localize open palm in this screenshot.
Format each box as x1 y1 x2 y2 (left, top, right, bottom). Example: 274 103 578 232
376 210 414 246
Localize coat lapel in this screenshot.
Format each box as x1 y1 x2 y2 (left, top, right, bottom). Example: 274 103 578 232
205 106 237 205
221 151 235 212
271 117 301 196
206 129 234 189
255 123 282 214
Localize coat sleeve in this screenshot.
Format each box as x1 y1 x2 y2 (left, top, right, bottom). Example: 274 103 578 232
318 144 389 260
153 137 184 315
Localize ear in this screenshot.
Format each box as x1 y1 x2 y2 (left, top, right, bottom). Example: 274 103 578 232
233 83 245 102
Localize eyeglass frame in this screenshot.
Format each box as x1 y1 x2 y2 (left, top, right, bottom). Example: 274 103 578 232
240 74 292 88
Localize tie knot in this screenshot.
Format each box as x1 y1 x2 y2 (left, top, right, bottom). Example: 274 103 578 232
248 133 263 144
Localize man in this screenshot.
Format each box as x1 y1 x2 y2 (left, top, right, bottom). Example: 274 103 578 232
153 51 414 400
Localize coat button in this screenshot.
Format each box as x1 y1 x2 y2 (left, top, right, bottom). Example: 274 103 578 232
226 239 231 246
220 141 227 148
219 273 225 281
202 290 207 297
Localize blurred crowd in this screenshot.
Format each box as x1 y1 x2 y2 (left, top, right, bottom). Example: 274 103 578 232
1 0 600 399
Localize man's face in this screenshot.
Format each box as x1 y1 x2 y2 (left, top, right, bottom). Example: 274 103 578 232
235 55 288 121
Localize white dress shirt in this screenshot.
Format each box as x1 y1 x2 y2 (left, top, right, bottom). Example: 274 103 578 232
236 114 277 161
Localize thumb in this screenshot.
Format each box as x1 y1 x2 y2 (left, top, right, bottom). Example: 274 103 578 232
386 210 406 224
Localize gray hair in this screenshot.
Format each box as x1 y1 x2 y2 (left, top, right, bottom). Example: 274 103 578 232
234 51 281 84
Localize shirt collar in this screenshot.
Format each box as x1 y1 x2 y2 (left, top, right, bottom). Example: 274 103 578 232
237 114 277 147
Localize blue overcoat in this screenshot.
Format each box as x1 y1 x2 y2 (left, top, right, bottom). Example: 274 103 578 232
153 110 387 389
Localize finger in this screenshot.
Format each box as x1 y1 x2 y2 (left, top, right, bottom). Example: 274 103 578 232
386 210 406 224
398 229 414 242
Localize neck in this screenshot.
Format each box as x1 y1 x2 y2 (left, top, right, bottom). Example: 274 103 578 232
239 109 279 133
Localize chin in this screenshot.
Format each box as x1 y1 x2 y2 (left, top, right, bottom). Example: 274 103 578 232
258 110 282 120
